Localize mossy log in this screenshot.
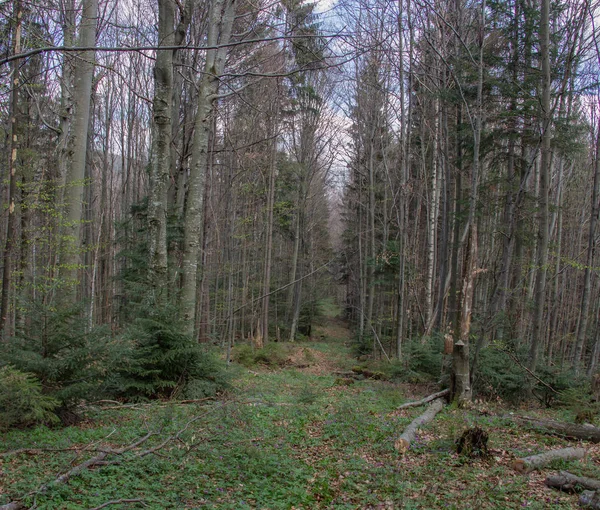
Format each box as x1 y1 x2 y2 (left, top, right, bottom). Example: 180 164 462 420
394 398 445 453
512 447 585 474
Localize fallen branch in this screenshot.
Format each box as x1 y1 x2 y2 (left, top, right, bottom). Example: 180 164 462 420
394 398 445 453
397 389 450 410
545 471 600 493
581 490 600 509
512 447 586 474
508 415 600 442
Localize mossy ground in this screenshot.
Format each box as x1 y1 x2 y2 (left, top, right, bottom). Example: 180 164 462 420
0 315 598 509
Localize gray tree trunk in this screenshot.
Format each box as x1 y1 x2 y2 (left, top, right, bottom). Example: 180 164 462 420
529 0 552 372
57 0 98 300
147 0 176 293
181 0 236 336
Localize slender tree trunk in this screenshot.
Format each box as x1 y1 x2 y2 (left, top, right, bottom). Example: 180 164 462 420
180 0 236 335
453 0 485 405
0 0 22 339
573 127 600 372
58 0 98 299
529 0 552 372
261 114 279 344
147 0 175 293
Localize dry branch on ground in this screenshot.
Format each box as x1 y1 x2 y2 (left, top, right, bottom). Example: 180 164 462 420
397 389 450 410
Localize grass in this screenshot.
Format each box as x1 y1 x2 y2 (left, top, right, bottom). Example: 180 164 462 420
1 315 598 509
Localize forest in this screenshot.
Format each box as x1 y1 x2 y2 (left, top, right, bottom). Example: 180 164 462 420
1 0 600 508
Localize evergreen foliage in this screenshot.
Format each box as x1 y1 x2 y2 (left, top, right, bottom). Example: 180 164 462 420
114 302 229 398
0 365 59 430
113 200 229 400
1 299 115 412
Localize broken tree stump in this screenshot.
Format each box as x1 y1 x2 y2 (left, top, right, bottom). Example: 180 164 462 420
545 471 600 493
394 398 445 453
456 427 489 458
508 415 600 442
512 447 586 474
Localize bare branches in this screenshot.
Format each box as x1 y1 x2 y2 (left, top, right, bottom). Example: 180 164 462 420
0 32 349 67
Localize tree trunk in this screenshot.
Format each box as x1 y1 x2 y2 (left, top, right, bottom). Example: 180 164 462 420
58 0 98 299
394 398 445 453
180 0 236 335
509 415 600 442
513 447 585 474
529 0 552 372
574 126 600 372
0 0 22 339
546 471 600 493
147 0 175 293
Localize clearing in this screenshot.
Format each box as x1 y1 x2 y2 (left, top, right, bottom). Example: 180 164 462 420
1 315 599 509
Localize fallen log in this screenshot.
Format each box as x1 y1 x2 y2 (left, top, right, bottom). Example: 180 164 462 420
580 490 600 509
508 415 600 443
397 389 450 410
545 471 600 493
512 447 586 474
394 398 445 453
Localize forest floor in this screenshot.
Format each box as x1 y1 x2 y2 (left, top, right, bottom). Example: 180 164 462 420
1 310 600 509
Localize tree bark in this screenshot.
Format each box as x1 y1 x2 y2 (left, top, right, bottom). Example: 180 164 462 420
57 0 98 299
574 126 600 372
397 389 449 410
147 0 176 293
545 471 600 493
513 447 585 474
0 0 22 340
180 0 236 335
394 398 445 453
509 415 600 442
529 0 552 372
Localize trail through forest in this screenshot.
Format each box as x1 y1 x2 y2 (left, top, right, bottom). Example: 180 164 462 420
1 312 600 509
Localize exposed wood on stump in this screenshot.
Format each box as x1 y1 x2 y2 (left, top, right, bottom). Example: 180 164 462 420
581 490 600 509
397 389 450 410
509 415 600 442
395 398 445 453
512 447 585 474
545 471 600 493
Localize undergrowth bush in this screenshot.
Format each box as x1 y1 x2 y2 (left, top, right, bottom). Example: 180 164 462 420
472 347 527 402
473 344 577 405
114 303 229 399
1 299 116 416
0 365 59 430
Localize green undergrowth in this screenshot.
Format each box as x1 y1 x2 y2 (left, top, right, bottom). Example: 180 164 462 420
0 321 596 509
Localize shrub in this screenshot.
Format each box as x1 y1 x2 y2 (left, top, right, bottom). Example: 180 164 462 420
0 366 59 430
472 346 527 402
114 303 229 399
2 299 116 415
